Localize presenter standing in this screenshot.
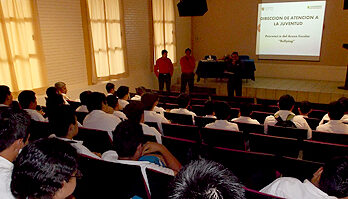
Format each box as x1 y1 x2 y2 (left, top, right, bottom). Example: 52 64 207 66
154 50 173 92
226 52 243 97
180 48 196 93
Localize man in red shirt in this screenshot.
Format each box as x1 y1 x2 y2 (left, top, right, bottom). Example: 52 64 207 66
154 50 173 92
180 48 196 93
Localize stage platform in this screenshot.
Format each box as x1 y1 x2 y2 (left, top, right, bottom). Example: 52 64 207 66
173 77 348 104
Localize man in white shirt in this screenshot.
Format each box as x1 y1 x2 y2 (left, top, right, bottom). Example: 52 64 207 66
264 95 312 139
130 86 147 101
260 156 348 199
106 95 128 121
0 109 31 199
116 86 130 110
55 81 70 104
76 91 91 113
83 92 121 140
232 103 260 125
298 101 312 119
106 82 116 96
206 101 239 131
203 100 216 118
319 97 348 125
170 94 197 121
0 85 12 109
317 101 348 134
18 90 46 122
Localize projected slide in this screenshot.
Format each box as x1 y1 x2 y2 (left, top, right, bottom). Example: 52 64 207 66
256 1 326 61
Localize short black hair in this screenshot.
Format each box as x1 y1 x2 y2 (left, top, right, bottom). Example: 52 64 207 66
141 93 159 110
214 102 231 120
162 49 168 55
328 101 344 120
123 101 144 123
298 101 312 115
278 94 295 110
185 48 191 53
86 92 106 112
338 97 348 113
18 90 36 109
0 109 31 152
46 87 58 98
106 83 115 93
106 95 118 109
112 120 145 158
79 91 92 105
116 86 129 99
11 138 78 199
169 159 245 199
239 103 253 117
177 94 191 108
204 101 215 115
135 86 147 96
0 85 11 104
48 105 77 138
319 156 348 198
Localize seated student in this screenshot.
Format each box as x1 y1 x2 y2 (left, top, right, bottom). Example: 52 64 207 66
18 90 46 122
320 97 348 125
169 159 246 199
170 93 197 119
264 94 312 138
106 82 116 96
298 101 312 118
316 101 348 134
123 101 162 144
232 103 260 125
83 92 121 140
203 100 216 118
0 85 12 109
260 156 348 199
0 109 31 199
205 102 239 131
48 105 101 159
55 81 70 104
106 95 128 121
11 138 79 199
116 86 130 110
76 90 91 113
131 86 146 101
141 93 170 133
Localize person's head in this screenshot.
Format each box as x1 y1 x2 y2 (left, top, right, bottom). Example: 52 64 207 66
204 101 215 116
0 85 12 105
86 92 107 112
0 109 31 162
116 86 129 100
328 101 344 120
48 105 78 139
214 102 231 120
169 159 245 199
112 120 145 160
177 94 191 109
45 87 64 111
106 95 119 110
79 90 92 106
231 52 239 61
278 94 295 111
338 97 348 114
239 103 253 117
185 48 192 56
135 86 147 96
18 90 37 110
141 93 159 111
54 82 67 94
123 101 145 123
162 49 168 58
106 83 115 94
46 87 58 98
298 101 312 116
11 138 79 199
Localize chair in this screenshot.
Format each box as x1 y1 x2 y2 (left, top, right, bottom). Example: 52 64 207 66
191 98 207 105
304 117 320 130
145 168 174 199
162 136 200 165
192 86 216 95
308 109 327 119
268 126 308 140
251 111 273 124
231 96 254 103
190 93 211 99
194 116 216 128
244 187 284 199
67 100 81 111
311 103 329 111
311 130 348 145
256 98 278 106
201 128 246 150
162 123 200 141
302 140 348 162
74 127 113 153
164 112 194 125
163 103 179 110
190 105 205 116
75 112 88 124
28 120 51 141
235 122 264 135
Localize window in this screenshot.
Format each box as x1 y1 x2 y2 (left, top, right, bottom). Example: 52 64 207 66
86 0 126 80
152 0 176 63
0 0 47 92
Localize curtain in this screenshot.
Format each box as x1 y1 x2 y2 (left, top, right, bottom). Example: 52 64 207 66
0 0 47 92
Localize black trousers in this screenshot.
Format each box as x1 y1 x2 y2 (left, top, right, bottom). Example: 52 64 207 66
158 73 171 92
228 77 242 97
180 72 194 93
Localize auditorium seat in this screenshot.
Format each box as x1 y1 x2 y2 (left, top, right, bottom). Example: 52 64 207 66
145 168 174 199
144 121 160 132
74 127 113 153
192 86 216 95
28 120 50 141
308 109 327 119
162 136 200 165
311 130 348 145
75 111 88 124
304 117 321 130
234 122 264 135
251 111 273 124
194 116 216 128
162 123 200 141
201 128 246 150
163 103 179 110
189 92 211 99
191 98 207 105
310 102 329 112
230 107 240 119
164 112 194 125
256 98 278 106
244 187 284 199
67 100 81 111
159 95 177 104
263 105 279 113
302 140 348 162
268 125 308 140
190 104 205 116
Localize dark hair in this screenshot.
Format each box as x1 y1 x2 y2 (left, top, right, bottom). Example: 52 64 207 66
116 86 129 99
319 156 348 198
48 105 77 138
278 95 295 110
46 87 58 98
328 101 344 120
18 90 36 109
45 87 64 118
0 109 31 152
11 138 78 199
106 83 115 93
177 94 191 108
112 120 144 158
79 91 92 105
338 97 348 113
0 85 11 104
10 101 21 111
162 49 168 55
123 101 144 123
185 48 191 53
106 95 118 109
169 159 245 199
204 101 215 115
298 101 312 115
214 102 231 120
239 103 253 117
86 92 106 112
231 52 239 56
135 86 147 96
141 93 159 110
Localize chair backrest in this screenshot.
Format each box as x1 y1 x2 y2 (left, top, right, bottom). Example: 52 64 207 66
235 122 264 134
74 127 113 153
201 128 246 150
67 100 81 111
144 121 160 132
145 168 174 199
74 156 149 199
312 130 348 145
304 117 320 130
75 111 88 124
244 187 284 199
162 136 200 165
256 98 278 106
190 105 205 116
164 112 194 125
163 103 179 110
162 123 200 141
268 125 307 140
192 86 216 95
302 140 348 162
191 98 207 105
251 111 273 124
194 116 216 128
308 109 327 119
28 120 51 141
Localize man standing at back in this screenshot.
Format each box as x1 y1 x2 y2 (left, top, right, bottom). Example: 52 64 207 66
180 48 196 94
154 50 173 92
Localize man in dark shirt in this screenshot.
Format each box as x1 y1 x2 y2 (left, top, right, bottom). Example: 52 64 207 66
226 52 243 97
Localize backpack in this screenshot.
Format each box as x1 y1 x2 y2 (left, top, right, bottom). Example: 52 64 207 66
274 114 296 128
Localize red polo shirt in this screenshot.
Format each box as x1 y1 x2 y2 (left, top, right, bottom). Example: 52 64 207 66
154 57 174 77
180 55 195 73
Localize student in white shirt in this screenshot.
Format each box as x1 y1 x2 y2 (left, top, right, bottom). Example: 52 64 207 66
264 94 312 139
83 92 121 140
76 90 91 113
298 101 312 119
116 86 130 110
55 81 70 104
106 82 116 96
170 93 197 119
203 100 217 119
106 95 128 121
131 86 147 101
0 85 12 109
18 90 46 122
260 156 348 199
232 103 260 125
319 97 348 125
316 101 348 134
205 101 239 131
0 109 30 199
